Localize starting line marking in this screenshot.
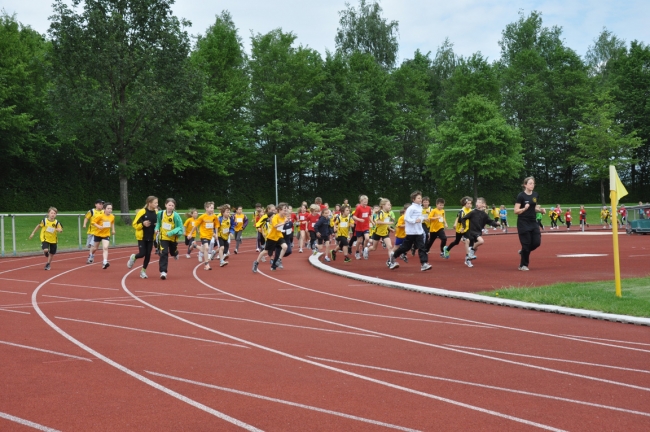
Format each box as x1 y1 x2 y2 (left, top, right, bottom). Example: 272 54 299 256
556 254 608 258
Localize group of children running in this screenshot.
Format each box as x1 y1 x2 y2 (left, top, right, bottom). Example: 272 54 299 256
29 192 637 274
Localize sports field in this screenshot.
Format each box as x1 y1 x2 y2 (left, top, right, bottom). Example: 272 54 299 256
1 230 649 431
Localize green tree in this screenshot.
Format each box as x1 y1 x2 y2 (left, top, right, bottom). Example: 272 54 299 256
49 0 201 221
442 52 500 114
585 28 626 82
428 94 523 201
570 92 642 204
335 0 399 69
176 11 252 176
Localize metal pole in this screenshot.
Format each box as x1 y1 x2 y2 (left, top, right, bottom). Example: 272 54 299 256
274 154 278 206
11 215 17 256
78 215 82 250
1 215 4 257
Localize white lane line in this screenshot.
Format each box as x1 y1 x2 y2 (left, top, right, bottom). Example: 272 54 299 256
564 334 650 347
0 340 91 362
146 370 421 432
42 294 144 309
0 293 175 309
267 268 650 353
32 263 263 432
0 289 28 295
308 357 650 418
556 254 608 258
171 310 381 338
120 266 566 432
278 289 303 291
135 291 244 303
50 283 119 291
0 308 29 315
445 345 650 374
348 284 371 286
55 316 249 349
0 251 134 276
0 411 60 431
196 293 227 296
252 273 650 392
0 277 39 283
273 304 494 329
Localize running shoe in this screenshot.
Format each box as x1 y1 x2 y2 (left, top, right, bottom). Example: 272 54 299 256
518 266 529 271
468 249 477 260
204 264 212 271
220 260 228 267
401 254 408 263
256 248 260 252
209 250 216 261
252 261 259 273
381 240 386 249
363 247 369 260
261 255 267 262
277 259 283 269
87 255 94 264
355 252 361 260
198 253 203 263
299 248 303 253
140 269 148 279
344 257 351 263
421 263 432 271
389 261 399 270
312 249 319 256
102 262 110 269
324 256 331 262
127 254 136 268
386 259 390 267
174 254 179 260
464 259 473 268
44 263 50 271
186 254 191 258
330 250 336 261
443 246 450 259
160 272 167 280
518 250 522 255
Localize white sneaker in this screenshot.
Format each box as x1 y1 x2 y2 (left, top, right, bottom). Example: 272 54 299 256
464 259 473 268
140 270 148 279
299 248 303 253
209 250 216 261
261 255 267 262
363 247 369 260
127 254 135 269
324 256 331 262
256 248 260 252
174 254 179 260
186 254 191 258
220 260 228 267
518 266 529 271
160 272 167 280
355 252 361 260
389 261 399 270
198 253 203 263
421 263 432 271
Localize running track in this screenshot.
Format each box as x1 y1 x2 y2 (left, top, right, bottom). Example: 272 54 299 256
0 235 649 431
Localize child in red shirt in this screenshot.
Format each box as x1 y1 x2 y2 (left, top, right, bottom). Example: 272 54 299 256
353 195 372 259
565 209 572 230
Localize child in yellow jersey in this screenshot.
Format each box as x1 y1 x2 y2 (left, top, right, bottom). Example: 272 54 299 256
391 205 409 263
89 202 115 269
82 199 104 248
331 205 352 262
369 205 380 245
426 198 449 258
154 198 184 279
364 198 394 264
444 197 472 260
255 204 275 262
601 206 611 229
183 208 199 258
128 196 158 278
216 205 233 267
253 203 288 272
192 201 220 271
29 207 63 270
233 206 248 254
490 205 500 230
421 196 432 242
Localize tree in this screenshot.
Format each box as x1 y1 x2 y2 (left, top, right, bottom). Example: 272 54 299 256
585 28 626 82
428 94 523 201
570 92 642 204
442 52 500 116
335 0 399 69
49 0 201 221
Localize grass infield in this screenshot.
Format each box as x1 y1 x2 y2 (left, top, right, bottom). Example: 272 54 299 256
478 277 650 318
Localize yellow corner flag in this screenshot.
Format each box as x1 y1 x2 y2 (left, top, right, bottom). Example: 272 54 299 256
609 166 627 297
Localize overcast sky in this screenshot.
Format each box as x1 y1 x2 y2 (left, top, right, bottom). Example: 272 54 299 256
2 0 649 62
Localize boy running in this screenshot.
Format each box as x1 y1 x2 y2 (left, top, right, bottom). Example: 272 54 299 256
499 205 508 232
82 200 104 248
426 198 448 258
388 191 431 271
443 197 472 260
458 197 499 268
232 206 248 254
29 207 63 270
193 202 220 271
253 203 289 272
331 205 353 262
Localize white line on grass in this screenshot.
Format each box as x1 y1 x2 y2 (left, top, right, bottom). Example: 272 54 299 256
307 357 650 418
171 310 381 338
31 263 263 432
0 340 91 361
55 316 249 349
145 370 421 432
0 411 60 432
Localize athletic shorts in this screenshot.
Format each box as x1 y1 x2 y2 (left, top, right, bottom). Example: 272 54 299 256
372 233 389 241
265 238 286 252
309 231 317 242
218 237 229 245
316 237 325 245
93 235 110 243
336 236 349 247
200 238 212 245
184 237 194 246
466 233 479 243
85 234 95 247
395 237 405 246
42 241 57 255
355 230 369 238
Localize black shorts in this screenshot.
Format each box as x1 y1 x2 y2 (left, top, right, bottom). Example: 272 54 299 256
185 237 194 246
200 238 212 245
336 236 349 247
355 230 369 239
371 233 389 241
466 233 480 243
309 231 317 242
265 237 286 252
93 235 110 243
218 237 229 246
41 242 57 255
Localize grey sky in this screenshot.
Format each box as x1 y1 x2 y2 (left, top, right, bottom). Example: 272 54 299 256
2 0 649 62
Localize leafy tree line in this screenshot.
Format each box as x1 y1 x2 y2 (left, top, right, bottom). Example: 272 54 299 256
1 1 649 215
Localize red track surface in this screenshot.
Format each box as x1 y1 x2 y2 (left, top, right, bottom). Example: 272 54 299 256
0 235 649 431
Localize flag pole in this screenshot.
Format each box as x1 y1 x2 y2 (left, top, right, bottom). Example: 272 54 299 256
611 188 622 298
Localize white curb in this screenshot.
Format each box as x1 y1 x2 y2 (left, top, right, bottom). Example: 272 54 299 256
309 254 650 327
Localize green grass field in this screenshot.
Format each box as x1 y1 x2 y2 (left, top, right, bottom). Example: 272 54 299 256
477 277 650 318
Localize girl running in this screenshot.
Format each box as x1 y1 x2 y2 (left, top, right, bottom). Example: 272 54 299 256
314 208 334 260
184 208 199 258
353 195 372 259
254 203 264 251
217 205 233 267
29 207 63 270
443 197 472 260
364 198 394 264
233 206 248 254
307 204 320 251
331 205 352 262
515 177 546 271
155 198 184 279
193 201 220 271
499 205 508 232
89 202 115 269
392 205 408 263
128 196 158 278
297 204 309 253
